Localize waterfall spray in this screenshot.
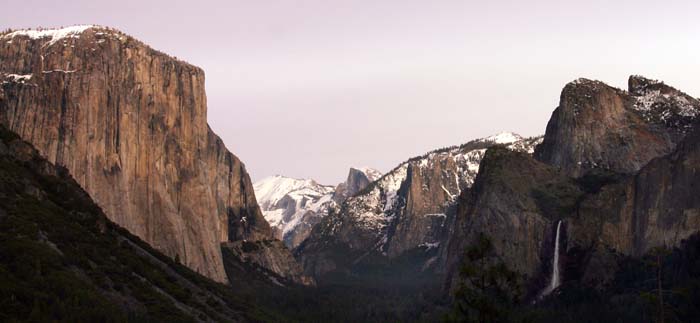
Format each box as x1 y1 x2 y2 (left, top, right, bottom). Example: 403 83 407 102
542 220 563 297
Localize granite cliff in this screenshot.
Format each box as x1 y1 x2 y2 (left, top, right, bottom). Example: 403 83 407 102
446 76 700 298
535 76 700 177
0 125 285 322
0 25 304 284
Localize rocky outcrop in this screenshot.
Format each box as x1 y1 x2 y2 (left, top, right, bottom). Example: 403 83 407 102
332 167 382 202
533 76 700 258
448 129 700 296
446 148 569 279
535 76 700 177
0 26 289 283
222 240 315 287
446 76 700 297
296 133 542 282
444 147 583 295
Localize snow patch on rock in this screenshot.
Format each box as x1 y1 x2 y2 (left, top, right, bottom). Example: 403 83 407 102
2 25 94 47
3 73 33 83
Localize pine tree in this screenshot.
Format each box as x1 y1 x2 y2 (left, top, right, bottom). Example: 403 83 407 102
449 234 521 323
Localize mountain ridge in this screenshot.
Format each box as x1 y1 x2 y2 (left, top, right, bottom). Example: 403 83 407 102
446 75 700 301
254 167 382 248
295 132 542 283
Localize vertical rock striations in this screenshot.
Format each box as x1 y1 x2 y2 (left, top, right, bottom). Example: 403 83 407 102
0 26 279 283
569 126 700 257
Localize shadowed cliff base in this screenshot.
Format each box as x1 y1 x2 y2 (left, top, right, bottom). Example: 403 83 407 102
0 125 289 322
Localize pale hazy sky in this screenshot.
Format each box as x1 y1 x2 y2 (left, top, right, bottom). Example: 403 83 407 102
2 0 699 184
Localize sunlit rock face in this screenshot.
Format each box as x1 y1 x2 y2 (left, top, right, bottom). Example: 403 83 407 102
0 26 289 283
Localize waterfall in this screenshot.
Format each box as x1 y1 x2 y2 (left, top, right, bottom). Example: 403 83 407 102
542 220 563 297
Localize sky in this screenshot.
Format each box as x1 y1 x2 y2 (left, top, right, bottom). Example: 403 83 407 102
2 0 699 184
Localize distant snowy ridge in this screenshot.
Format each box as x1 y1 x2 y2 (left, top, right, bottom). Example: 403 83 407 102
479 132 523 144
255 133 541 253
254 175 334 233
376 131 538 187
315 132 543 256
254 167 382 248
254 175 334 210
295 132 543 278
355 167 382 182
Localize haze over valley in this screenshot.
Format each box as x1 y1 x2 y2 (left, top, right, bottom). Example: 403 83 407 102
1 2 700 322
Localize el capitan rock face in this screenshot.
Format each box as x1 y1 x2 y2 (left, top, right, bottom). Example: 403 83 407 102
0 26 280 283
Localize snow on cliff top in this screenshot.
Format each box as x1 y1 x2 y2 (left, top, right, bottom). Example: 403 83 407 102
2 25 96 46
1 25 203 71
630 80 700 120
480 132 522 144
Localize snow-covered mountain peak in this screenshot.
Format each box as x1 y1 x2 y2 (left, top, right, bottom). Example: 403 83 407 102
479 132 523 145
254 168 380 249
254 175 336 248
254 175 333 209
